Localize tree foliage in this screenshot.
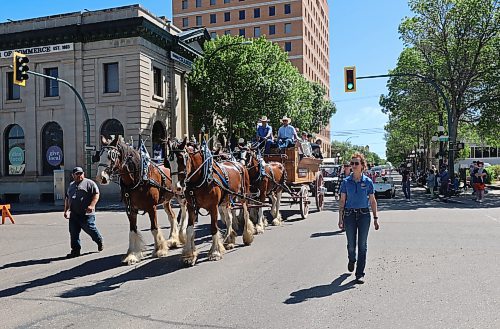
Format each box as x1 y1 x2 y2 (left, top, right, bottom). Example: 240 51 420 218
188 35 336 138
331 141 386 166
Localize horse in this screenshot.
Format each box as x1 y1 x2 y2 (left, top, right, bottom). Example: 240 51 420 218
239 147 287 231
166 138 255 266
96 135 187 265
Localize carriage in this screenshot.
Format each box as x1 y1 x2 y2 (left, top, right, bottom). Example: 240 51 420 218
264 145 325 219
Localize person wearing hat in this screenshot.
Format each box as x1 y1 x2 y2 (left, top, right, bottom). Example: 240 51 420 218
256 116 274 154
63 167 103 258
277 116 298 149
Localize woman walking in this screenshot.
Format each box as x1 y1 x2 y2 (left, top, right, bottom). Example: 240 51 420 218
427 169 436 199
338 152 379 284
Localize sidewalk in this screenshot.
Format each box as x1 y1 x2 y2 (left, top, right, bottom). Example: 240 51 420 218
7 200 125 215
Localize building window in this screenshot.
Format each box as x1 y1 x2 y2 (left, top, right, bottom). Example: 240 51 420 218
196 16 202 25
211 32 217 39
254 8 261 18
100 119 124 141
210 13 217 23
153 67 162 97
182 17 189 27
196 0 202 8
239 28 245 36
224 12 231 21
104 63 119 93
224 0 230 3
182 0 188 9
152 121 166 162
6 72 20 100
269 6 276 16
42 122 64 175
210 0 216 5
224 30 231 35
239 10 245 20
490 147 498 158
4 124 25 176
284 3 291 14
269 25 276 35
285 41 292 52
254 27 261 37
44 68 59 97
284 23 292 34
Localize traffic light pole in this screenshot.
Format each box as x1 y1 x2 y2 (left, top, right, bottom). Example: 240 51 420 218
356 73 454 183
22 69 92 177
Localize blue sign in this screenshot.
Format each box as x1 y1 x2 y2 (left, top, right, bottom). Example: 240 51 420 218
46 145 63 166
9 147 24 165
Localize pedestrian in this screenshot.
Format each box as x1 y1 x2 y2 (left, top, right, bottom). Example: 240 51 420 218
439 165 450 197
338 152 379 284
401 165 411 201
473 161 487 203
470 161 478 195
64 167 103 258
426 169 436 198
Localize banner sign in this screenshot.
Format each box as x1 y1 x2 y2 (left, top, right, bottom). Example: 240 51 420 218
0 43 74 59
9 147 24 166
46 146 63 166
170 51 193 68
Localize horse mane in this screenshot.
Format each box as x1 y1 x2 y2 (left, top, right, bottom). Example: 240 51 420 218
116 140 141 174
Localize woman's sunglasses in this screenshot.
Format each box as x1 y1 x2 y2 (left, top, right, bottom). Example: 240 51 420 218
350 161 360 166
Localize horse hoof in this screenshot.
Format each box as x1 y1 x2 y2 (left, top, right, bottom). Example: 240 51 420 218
208 252 223 261
182 256 197 267
166 239 180 249
255 224 264 234
272 218 281 226
153 249 169 258
122 254 140 265
224 243 235 250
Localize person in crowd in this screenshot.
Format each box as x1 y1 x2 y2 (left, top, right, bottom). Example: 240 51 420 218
311 139 324 159
427 169 436 199
470 161 478 195
256 116 273 154
473 161 487 203
338 152 379 284
277 116 298 149
439 165 450 197
401 165 411 201
64 167 103 258
297 131 313 158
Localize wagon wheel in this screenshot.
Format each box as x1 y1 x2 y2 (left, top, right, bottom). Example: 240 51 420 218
315 172 325 211
299 185 310 219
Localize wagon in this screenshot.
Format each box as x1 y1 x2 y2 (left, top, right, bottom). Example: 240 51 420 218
264 146 325 219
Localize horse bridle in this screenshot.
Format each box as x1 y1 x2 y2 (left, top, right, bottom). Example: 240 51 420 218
97 145 120 175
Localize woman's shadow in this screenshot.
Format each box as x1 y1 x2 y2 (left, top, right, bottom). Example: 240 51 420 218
284 273 356 304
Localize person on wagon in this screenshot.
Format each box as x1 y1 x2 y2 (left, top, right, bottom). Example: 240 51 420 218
256 116 273 154
277 116 298 149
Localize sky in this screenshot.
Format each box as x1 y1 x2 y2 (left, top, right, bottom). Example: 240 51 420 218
0 1 413 158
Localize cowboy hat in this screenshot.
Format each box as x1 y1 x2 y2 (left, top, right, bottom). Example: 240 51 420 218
281 116 291 123
258 116 269 122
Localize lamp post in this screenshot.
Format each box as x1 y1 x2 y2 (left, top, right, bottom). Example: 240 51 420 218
336 152 341 164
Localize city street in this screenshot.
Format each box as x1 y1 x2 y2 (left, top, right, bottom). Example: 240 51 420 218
1 186 499 329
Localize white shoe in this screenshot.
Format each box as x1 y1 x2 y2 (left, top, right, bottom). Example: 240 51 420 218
478 200 483 203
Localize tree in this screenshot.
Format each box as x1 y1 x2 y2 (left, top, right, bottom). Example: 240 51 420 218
331 140 385 166
188 35 335 139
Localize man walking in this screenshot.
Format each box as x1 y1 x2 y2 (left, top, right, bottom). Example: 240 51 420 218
401 165 411 201
64 167 103 258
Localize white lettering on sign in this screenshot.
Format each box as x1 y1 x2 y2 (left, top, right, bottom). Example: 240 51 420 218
170 51 193 68
0 43 74 59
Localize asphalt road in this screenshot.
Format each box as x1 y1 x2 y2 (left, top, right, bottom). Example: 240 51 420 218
1 185 499 329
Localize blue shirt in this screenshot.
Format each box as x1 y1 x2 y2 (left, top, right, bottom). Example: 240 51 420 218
256 124 273 140
278 125 297 140
340 174 374 209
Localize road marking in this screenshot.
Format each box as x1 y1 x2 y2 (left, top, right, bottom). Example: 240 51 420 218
485 214 498 222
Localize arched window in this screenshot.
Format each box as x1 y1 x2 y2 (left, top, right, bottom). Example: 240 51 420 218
152 121 165 162
42 122 64 175
4 124 25 176
100 119 124 141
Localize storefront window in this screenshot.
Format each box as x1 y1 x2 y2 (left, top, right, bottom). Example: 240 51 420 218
100 119 124 141
4 124 25 176
42 122 64 175
152 121 165 163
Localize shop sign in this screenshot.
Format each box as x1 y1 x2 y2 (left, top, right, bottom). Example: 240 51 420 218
9 147 24 165
46 145 63 166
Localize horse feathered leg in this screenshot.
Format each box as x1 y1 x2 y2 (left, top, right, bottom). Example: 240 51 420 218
149 206 168 258
182 206 198 266
123 212 145 265
220 205 236 249
163 199 181 248
208 203 226 261
272 191 283 226
177 196 188 245
242 201 255 245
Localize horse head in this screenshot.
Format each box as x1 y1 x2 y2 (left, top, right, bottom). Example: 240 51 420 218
167 137 189 192
96 135 123 185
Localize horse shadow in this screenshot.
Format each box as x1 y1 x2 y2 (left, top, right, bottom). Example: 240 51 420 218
284 273 356 304
0 254 86 270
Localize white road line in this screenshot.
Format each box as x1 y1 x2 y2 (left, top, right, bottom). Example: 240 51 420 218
485 214 498 222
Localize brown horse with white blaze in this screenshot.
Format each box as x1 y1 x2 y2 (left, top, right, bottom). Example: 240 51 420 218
96 135 187 265
167 138 255 266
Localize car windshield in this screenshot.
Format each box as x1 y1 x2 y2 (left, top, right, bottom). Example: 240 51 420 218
322 167 339 177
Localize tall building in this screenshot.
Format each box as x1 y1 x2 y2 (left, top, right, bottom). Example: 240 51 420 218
173 0 331 155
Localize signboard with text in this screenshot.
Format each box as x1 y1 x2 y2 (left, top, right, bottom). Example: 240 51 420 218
0 43 74 59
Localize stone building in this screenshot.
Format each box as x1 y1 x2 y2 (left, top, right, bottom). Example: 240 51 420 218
0 5 209 202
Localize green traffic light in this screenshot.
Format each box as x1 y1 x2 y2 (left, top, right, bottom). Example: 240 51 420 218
347 83 354 90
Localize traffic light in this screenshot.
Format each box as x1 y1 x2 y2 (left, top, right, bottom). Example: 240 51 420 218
344 66 356 92
13 52 30 87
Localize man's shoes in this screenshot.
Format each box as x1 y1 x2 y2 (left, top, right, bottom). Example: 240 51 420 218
355 276 365 284
348 261 355 272
97 241 104 252
66 250 80 259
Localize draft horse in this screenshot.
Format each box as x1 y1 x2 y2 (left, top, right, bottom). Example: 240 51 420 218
167 138 255 266
96 135 187 265
240 148 287 232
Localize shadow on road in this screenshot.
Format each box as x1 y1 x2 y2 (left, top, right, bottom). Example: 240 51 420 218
284 273 356 304
310 230 344 238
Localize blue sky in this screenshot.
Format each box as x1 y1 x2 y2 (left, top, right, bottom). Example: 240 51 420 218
0 1 412 158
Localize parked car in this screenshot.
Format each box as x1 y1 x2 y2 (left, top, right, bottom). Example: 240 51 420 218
373 176 396 198
321 164 342 198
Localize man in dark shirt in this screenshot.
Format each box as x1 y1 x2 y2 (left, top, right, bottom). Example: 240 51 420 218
401 166 411 201
64 167 103 258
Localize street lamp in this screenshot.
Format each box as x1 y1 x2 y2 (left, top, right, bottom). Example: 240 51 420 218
336 152 341 164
